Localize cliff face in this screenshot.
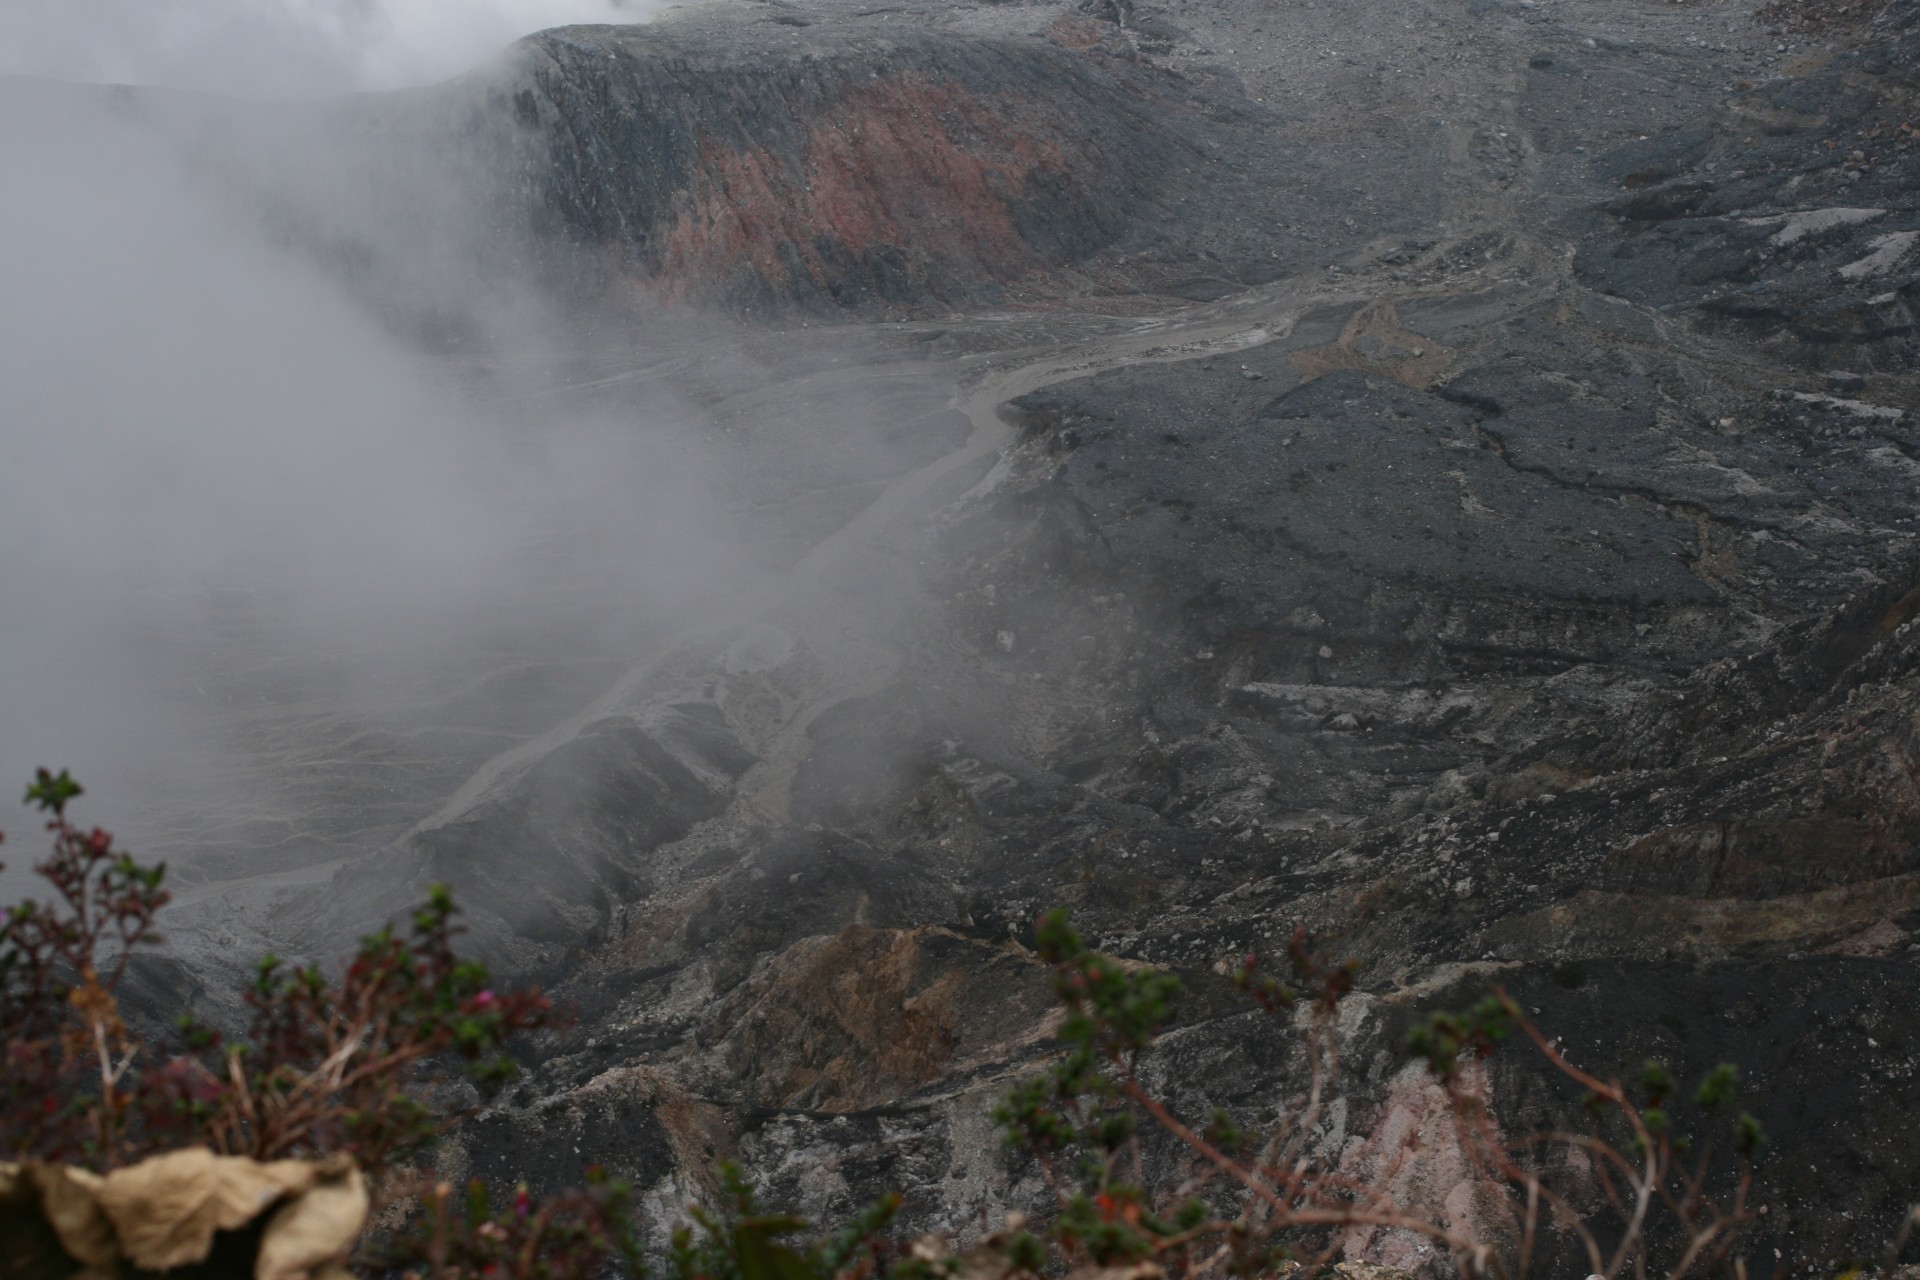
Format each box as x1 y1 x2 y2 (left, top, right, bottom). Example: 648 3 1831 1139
348 18 1310 317
66 17 1294 333
506 27 1185 312
1572 2 1920 379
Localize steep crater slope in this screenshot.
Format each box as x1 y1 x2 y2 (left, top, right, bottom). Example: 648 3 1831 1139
513 26 1184 312
1574 0 1920 381
396 287 1919 1263
69 7 1322 327
387 14 1315 316
396 5 1920 1262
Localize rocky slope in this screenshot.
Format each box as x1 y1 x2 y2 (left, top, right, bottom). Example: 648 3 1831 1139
63 0 1920 1267
123 10 1377 326
419 4 1430 315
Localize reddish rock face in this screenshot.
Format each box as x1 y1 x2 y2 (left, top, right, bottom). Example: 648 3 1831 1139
458 24 1239 314
653 75 1090 309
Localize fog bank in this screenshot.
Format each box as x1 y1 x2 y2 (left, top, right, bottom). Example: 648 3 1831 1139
0 80 754 893
0 0 664 98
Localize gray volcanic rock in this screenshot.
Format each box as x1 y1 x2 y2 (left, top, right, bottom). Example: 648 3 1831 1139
416 260 1920 1255
1574 0 1920 378
322 9 1359 319
494 23 1229 313
410 704 757 960
44 5 1348 329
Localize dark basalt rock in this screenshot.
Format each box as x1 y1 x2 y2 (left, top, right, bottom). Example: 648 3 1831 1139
353 16 1324 317
287 702 758 975
54 6 1337 324
431 259 1920 1251
503 25 1188 312
1574 0 1920 376
439 259 1920 1253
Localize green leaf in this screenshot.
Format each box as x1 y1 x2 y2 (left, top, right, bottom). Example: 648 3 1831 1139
1034 909 1086 965
735 1222 819 1280
1641 1059 1676 1106
1695 1063 1738 1109
24 768 83 815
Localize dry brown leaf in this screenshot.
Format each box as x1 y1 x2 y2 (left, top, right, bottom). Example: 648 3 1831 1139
25 1161 117 1267
254 1159 368 1280
95 1148 317 1270
2 1166 78 1280
1 1161 115 1280
4 1152 370 1278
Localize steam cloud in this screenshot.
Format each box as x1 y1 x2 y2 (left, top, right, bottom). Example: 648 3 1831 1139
0 0 663 98
0 11 757 898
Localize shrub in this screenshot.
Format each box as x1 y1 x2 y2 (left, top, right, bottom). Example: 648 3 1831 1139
0 769 553 1179
0 769 574 1276
374 1167 649 1280
992 908 1771 1279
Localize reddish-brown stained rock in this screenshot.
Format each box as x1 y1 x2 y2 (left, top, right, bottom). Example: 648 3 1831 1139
654 76 1082 306
427 22 1256 314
